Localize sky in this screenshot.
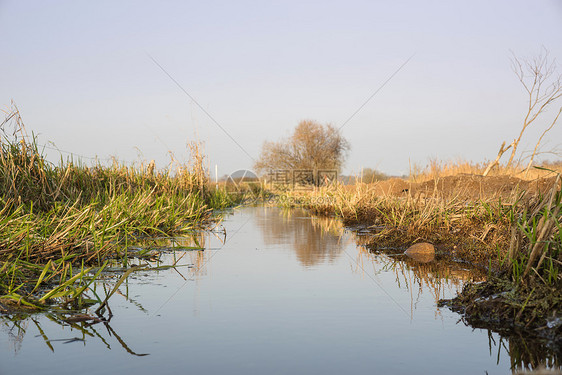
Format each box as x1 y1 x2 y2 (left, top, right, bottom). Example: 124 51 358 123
1 0 562 177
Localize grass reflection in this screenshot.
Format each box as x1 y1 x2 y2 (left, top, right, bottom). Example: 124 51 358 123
2 311 148 356
1 231 213 356
352 232 560 372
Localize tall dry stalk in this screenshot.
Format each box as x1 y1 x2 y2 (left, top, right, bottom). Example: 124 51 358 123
186 140 208 196
520 173 561 279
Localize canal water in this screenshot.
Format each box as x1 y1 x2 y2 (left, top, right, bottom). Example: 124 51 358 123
0 207 549 374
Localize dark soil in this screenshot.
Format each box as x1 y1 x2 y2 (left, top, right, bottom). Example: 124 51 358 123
439 276 561 345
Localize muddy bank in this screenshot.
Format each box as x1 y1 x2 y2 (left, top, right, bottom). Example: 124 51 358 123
354 229 562 368
350 226 562 370
439 277 562 363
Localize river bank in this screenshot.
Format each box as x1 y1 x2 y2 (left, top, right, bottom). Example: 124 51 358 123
0 121 236 313
275 173 562 348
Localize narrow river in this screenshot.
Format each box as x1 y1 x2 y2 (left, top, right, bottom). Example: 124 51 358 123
0 207 547 374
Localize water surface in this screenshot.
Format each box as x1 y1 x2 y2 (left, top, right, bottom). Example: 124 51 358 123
0 207 550 374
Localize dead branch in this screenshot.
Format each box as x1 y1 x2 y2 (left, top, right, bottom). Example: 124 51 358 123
483 140 514 176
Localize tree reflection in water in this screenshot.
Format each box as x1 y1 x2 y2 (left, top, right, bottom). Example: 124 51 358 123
253 207 346 267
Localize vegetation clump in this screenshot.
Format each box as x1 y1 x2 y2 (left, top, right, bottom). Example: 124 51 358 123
441 277 562 347
0 108 235 313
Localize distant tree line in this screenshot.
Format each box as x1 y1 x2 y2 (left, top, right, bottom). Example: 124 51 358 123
360 168 389 183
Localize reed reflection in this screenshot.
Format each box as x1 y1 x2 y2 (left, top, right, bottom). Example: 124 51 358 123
353 233 560 372
0 231 212 356
254 207 345 267
352 233 486 304
486 330 561 373
1 311 148 356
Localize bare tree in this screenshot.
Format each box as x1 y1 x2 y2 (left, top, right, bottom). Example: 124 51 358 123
254 120 350 175
484 48 562 176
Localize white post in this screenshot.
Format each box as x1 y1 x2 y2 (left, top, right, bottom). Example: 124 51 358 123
215 164 218 189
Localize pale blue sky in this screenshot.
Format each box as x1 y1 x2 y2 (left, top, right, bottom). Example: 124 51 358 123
1 0 561 176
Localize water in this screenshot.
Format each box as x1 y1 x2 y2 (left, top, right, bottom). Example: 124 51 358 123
0 207 549 374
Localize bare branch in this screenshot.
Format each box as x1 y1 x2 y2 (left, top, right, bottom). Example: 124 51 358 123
483 140 515 176
506 48 562 168
524 105 562 175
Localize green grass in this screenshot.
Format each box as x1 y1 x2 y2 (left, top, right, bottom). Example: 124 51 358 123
0 109 237 313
